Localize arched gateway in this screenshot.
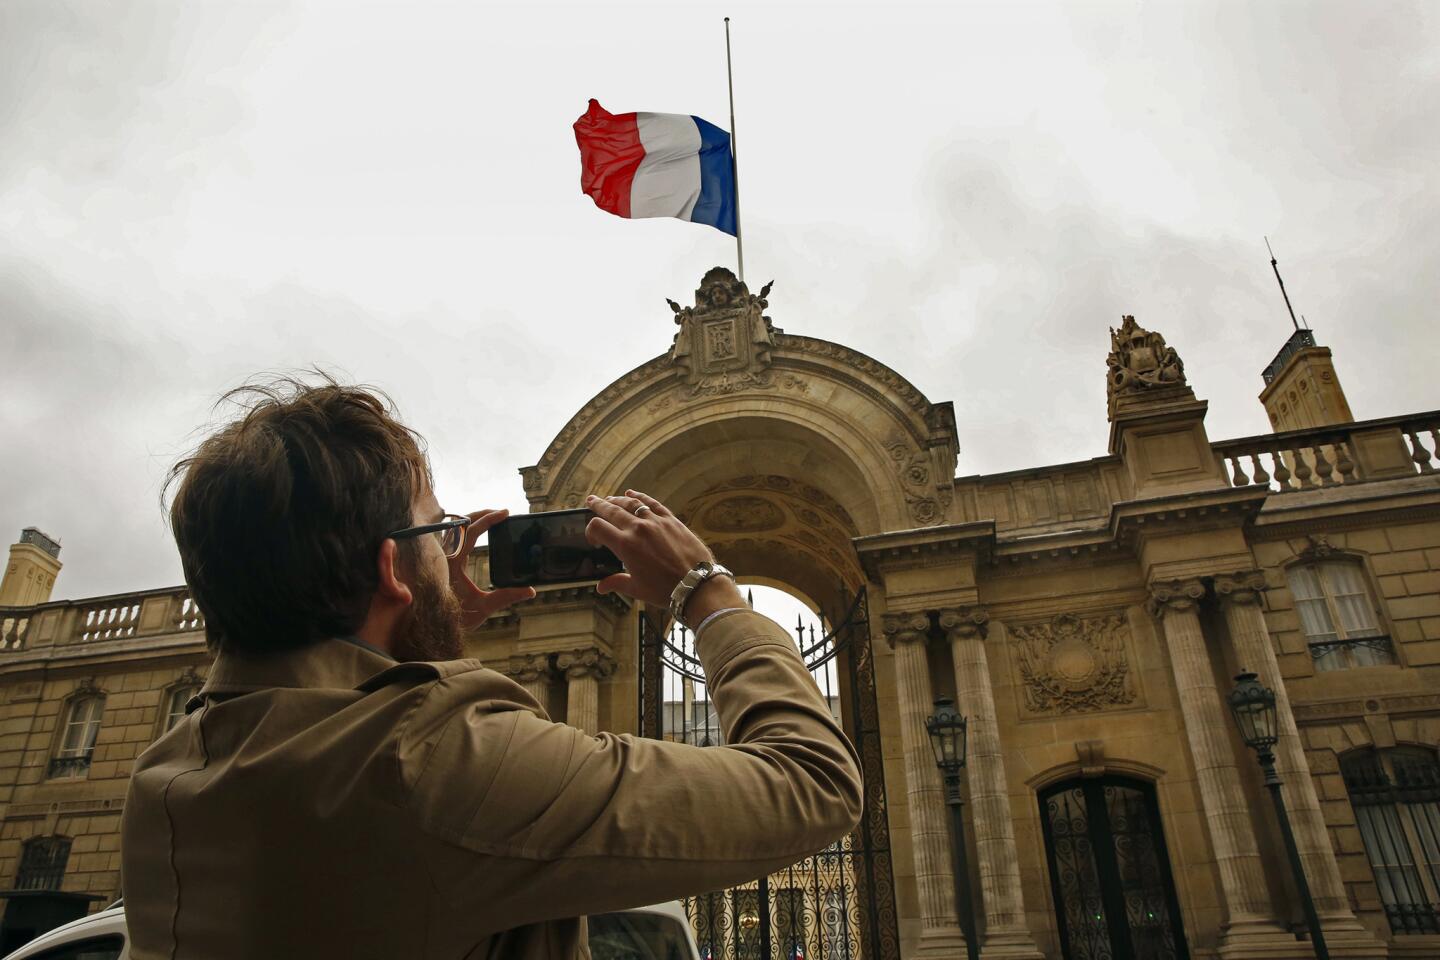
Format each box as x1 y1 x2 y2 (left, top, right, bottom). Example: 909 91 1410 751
517 267 950 959
471 266 1397 960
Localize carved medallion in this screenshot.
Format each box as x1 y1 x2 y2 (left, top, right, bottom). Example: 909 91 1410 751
1012 613 1137 715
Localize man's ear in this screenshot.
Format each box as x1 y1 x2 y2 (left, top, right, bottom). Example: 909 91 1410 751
374 538 414 607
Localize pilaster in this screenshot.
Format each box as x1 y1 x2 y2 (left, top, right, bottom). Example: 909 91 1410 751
557 647 616 736
882 611 968 959
1214 572 1389 958
939 606 1044 960
502 652 556 718
1146 579 1295 957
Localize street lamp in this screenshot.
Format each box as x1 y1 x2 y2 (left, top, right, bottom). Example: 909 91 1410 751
926 697 981 960
1227 671 1330 960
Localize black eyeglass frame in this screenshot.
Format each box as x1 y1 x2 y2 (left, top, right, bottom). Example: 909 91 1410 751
386 514 473 559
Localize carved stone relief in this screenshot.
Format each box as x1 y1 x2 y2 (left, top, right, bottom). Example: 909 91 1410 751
701 496 785 533
1011 613 1138 715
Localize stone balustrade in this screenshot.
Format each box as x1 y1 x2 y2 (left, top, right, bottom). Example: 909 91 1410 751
1213 410 1440 493
0 587 205 653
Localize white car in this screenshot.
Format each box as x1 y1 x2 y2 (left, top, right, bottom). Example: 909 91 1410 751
3 900 701 960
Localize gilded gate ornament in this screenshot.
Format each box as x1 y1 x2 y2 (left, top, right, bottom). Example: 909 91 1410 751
1012 613 1137 715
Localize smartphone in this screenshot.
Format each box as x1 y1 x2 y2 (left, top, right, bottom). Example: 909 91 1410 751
487 509 625 588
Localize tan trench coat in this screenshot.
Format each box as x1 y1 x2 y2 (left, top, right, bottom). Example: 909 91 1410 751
120 609 864 959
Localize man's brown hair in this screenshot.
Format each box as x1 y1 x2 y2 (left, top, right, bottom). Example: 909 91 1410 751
165 374 431 656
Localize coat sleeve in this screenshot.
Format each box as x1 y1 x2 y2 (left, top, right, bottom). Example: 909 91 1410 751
394 609 865 931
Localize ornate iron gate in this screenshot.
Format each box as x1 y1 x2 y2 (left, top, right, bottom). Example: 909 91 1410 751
1039 776 1190 960
639 588 900 959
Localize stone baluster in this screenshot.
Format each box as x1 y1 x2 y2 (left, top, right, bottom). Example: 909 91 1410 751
1228 454 1250 487
1311 443 1335 484
1214 573 1384 951
1250 452 1272 487
1270 447 1293 490
1407 429 1435 473
940 607 1044 959
503 653 556 717
557 647 616 735
1146 580 1289 948
1291 447 1314 487
881 612 968 958
1334 441 1357 482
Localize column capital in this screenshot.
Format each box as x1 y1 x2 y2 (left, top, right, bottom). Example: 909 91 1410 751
1213 570 1268 607
556 647 616 681
880 611 930 647
937 605 988 640
1145 577 1206 618
503 652 555 685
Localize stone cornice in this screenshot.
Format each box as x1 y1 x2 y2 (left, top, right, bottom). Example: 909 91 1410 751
1108 485 1269 546
521 585 631 617
1246 474 1440 542
880 611 930 647
853 521 995 579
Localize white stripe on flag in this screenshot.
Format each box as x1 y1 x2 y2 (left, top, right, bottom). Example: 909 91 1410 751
631 112 702 221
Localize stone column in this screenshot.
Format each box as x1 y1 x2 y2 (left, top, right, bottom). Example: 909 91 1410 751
1215 572 1385 954
558 647 616 735
504 653 556 717
940 607 1044 960
1146 579 1291 953
881 612 968 959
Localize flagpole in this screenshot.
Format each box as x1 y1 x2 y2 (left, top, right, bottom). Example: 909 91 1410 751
724 16 744 283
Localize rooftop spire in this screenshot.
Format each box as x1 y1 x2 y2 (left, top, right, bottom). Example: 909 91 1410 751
1265 236 1303 332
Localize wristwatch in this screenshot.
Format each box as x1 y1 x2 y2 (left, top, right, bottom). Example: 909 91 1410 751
669 560 735 629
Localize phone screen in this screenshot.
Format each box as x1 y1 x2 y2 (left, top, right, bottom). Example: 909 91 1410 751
487 509 624 588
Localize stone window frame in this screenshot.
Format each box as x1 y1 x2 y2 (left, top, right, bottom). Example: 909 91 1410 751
13 834 73 891
154 670 204 739
1338 743 1440 935
47 684 107 780
1280 545 1401 673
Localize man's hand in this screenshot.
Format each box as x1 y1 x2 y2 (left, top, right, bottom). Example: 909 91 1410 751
451 509 535 628
584 491 744 621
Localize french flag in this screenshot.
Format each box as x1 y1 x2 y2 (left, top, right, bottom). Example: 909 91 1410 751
573 99 737 236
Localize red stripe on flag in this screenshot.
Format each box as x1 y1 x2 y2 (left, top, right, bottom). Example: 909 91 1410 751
573 99 644 220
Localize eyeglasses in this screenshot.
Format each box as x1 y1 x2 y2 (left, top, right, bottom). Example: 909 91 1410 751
386 514 472 560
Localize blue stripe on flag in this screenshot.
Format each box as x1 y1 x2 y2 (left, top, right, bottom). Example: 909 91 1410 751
689 116 737 237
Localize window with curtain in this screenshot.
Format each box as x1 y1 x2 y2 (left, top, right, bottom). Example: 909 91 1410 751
1285 559 1394 671
162 684 200 733
48 696 105 779
1341 747 1440 934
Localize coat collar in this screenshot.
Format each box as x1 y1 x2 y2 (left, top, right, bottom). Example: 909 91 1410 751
190 636 483 712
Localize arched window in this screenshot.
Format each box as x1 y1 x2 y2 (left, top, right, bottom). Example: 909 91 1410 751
1340 746 1440 934
48 695 105 779
1285 558 1394 670
161 683 201 734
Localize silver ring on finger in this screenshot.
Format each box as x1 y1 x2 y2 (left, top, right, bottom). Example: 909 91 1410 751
633 504 652 518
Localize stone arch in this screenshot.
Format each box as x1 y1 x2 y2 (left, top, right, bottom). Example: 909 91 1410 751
520 268 960 538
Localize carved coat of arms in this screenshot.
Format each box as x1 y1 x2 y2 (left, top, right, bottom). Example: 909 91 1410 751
1012 613 1137 715
667 267 776 396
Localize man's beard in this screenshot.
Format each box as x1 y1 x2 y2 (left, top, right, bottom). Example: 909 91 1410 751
392 565 465 663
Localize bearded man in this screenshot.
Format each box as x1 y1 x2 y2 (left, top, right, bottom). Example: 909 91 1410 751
120 377 863 959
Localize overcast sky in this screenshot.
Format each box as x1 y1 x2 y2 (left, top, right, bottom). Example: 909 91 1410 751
2 0 1436 605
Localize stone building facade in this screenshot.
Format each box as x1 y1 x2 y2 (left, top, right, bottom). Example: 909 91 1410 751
1 267 1437 959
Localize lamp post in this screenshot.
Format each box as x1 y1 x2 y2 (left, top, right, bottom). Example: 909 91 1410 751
926 696 981 960
1227 671 1330 960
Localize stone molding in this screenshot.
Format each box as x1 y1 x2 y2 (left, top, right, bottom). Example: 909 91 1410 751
880 612 930 648
1144 578 1206 618
556 648 617 681
1212 570 1268 607
937 606 988 640
502 653 555 685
